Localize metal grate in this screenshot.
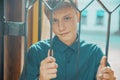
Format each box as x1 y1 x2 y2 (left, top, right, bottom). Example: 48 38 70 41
43 0 120 65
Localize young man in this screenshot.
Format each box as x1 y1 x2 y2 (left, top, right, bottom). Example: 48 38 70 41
20 1 116 80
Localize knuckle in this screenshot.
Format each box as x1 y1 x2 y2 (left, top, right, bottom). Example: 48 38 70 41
51 74 57 78
54 69 57 73
54 74 57 78
54 63 58 68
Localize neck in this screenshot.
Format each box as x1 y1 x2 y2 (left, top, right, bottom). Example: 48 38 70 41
64 34 77 46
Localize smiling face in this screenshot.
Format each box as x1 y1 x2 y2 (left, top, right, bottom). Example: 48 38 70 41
51 7 78 45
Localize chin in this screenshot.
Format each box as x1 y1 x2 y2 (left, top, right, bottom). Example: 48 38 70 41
60 36 72 42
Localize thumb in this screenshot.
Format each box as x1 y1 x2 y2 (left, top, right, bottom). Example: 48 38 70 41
99 56 107 70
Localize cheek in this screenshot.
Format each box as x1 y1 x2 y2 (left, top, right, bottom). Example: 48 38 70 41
69 20 77 31
52 26 58 34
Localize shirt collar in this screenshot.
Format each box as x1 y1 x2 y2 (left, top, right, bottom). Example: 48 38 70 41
69 34 80 52
53 36 68 52
53 35 79 53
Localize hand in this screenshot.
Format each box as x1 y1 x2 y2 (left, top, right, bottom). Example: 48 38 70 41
96 56 116 80
39 50 58 80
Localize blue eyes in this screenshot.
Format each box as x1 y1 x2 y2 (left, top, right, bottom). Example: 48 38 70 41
53 17 71 23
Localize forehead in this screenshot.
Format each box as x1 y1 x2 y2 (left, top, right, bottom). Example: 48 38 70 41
53 7 76 16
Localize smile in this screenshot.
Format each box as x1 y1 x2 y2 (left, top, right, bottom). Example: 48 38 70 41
60 32 70 36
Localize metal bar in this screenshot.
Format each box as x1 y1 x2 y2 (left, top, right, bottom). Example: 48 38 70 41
23 0 28 79
112 3 120 13
24 0 29 54
81 0 94 12
23 1 37 79
28 0 37 10
71 0 94 78
0 0 4 79
76 12 82 79
24 0 37 55
97 0 110 65
119 11 120 32
38 0 43 41
49 11 53 56
43 0 64 12
70 0 94 12
43 0 53 11
0 22 4 80
97 0 120 66
0 37 4 80
97 0 110 13
105 12 111 66
43 0 64 56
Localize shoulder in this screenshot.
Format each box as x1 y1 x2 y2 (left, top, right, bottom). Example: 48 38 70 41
80 40 101 52
26 39 51 62
80 40 104 65
29 39 50 52
80 40 104 57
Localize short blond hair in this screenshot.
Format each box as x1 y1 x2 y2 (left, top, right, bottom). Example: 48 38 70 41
44 0 77 17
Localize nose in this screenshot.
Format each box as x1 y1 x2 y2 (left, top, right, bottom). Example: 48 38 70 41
58 21 65 32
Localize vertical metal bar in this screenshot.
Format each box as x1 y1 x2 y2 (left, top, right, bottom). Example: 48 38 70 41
38 0 43 41
0 0 4 80
43 0 65 56
118 10 120 33
72 0 94 79
23 0 28 79
105 12 111 65
0 36 4 80
97 0 110 66
24 0 37 54
24 0 28 55
23 1 37 79
97 0 109 12
49 11 53 56
78 12 81 58
97 0 120 66
76 11 81 79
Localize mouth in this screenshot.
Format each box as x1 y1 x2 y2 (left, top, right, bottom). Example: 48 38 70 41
60 32 70 36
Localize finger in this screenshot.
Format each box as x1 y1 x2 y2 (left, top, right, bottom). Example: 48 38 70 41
47 69 57 74
103 73 110 79
47 62 58 69
101 67 114 74
41 56 55 65
98 73 103 79
48 49 54 57
102 73 113 80
48 74 57 79
98 67 115 80
98 73 110 80
100 56 107 69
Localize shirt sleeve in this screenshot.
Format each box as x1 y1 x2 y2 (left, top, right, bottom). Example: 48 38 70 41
19 45 40 80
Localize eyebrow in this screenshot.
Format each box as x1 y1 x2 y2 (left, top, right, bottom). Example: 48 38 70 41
63 14 72 18
53 13 72 20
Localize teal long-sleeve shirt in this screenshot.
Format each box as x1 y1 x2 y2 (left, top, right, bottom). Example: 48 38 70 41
19 36 105 80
